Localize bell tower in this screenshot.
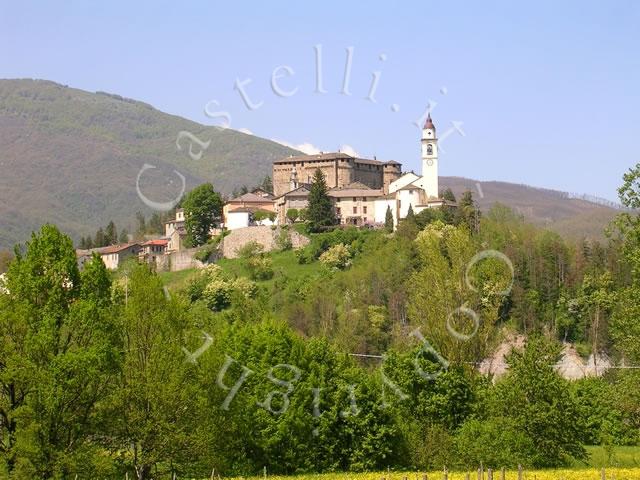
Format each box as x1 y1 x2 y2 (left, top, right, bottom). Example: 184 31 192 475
421 113 438 198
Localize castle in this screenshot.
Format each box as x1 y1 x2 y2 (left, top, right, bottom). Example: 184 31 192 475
267 113 446 227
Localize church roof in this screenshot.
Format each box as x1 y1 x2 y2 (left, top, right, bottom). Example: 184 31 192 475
424 113 435 130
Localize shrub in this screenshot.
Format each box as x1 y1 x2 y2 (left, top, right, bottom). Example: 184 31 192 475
275 228 293 251
247 255 274 280
286 208 299 223
319 243 352 270
202 278 233 311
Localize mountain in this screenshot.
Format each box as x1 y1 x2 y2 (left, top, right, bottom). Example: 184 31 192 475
440 177 620 239
0 79 299 249
0 79 620 249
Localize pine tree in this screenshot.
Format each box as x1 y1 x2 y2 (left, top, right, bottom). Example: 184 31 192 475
119 229 129 244
94 227 106 248
135 212 147 238
260 175 273 194
385 206 394 232
306 169 335 232
105 221 117 245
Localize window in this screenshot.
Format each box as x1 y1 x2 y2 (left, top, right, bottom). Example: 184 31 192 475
336 207 341 215
427 144 433 155
363 206 367 214
353 206 357 214
353 197 357 202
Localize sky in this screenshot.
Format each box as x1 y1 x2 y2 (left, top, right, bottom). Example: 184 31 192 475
1 0 639 201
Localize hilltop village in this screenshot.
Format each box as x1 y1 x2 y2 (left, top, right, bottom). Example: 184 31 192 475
76 115 450 270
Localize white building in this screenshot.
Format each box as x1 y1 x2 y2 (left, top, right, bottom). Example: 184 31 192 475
373 114 446 227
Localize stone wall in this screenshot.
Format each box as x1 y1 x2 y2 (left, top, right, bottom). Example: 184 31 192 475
156 247 205 272
221 226 309 259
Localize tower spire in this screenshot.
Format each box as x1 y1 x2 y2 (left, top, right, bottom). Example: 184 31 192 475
424 113 435 131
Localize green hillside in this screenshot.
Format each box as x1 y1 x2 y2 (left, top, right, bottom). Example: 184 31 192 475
0 79 299 248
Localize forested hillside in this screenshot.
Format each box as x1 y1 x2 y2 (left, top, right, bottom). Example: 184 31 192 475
0 79 298 248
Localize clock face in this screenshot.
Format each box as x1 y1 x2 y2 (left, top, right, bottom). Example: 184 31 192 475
426 159 434 167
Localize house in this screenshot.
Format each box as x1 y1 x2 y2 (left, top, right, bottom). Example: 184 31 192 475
223 191 276 230
274 184 311 224
99 243 141 270
167 226 187 252
165 208 185 237
140 239 169 263
327 182 384 226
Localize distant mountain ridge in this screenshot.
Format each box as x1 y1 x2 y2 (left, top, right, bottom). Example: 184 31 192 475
0 79 619 248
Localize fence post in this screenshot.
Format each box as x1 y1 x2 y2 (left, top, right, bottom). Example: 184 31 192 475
518 464 523 480
263 466 267 480
487 468 493 480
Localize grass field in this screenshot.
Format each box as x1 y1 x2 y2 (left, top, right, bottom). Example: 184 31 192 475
227 468 640 480
158 249 322 293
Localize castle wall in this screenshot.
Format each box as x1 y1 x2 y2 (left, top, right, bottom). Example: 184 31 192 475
273 156 397 197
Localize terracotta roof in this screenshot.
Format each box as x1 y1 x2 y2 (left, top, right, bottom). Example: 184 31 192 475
228 207 256 214
99 243 140 255
142 239 169 246
228 192 275 203
274 152 354 164
274 152 402 168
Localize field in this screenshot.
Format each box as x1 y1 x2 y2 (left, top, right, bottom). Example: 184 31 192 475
228 469 640 480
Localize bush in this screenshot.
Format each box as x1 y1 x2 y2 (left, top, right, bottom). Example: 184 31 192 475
236 241 274 280
286 208 299 223
202 278 233 311
319 243 352 270
275 228 293 251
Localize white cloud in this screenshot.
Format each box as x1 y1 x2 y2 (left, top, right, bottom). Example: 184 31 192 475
238 127 253 135
339 144 359 157
272 139 321 155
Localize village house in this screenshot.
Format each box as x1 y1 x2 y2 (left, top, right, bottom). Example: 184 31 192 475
222 190 277 230
139 239 169 263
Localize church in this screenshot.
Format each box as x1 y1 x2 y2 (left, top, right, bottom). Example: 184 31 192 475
271 114 446 227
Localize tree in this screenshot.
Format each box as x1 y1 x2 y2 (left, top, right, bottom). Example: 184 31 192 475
181 183 224 247
286 208 299 224
94 227 106 247
384 206 394 232
105 220 117 246
306 169 335 232
119 228 130 244
0 225 120 477
135 211 147 239
487 336 587 467
148 213 164 235
260 175 273 194
456 190 480 233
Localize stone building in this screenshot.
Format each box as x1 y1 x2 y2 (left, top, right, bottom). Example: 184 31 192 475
272 152 401 197
272 114 449 228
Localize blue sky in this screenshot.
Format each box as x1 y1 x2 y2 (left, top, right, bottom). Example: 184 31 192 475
1 0 639 201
